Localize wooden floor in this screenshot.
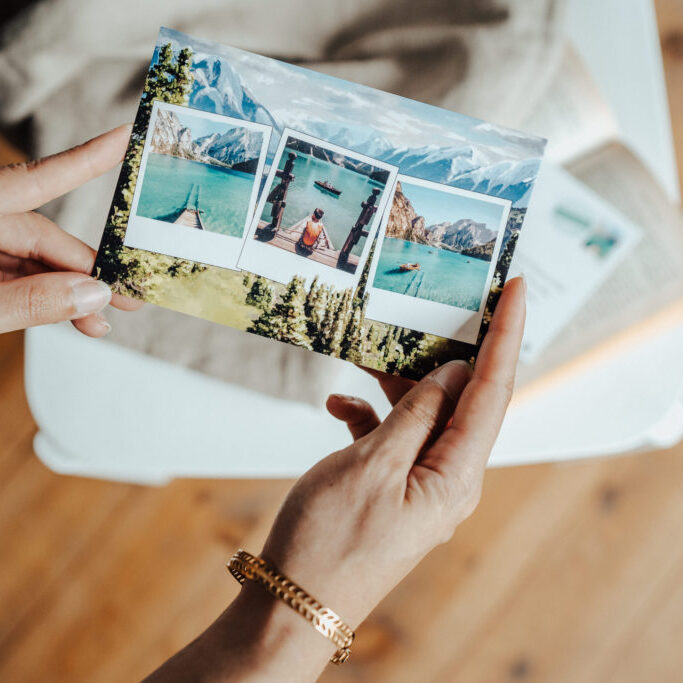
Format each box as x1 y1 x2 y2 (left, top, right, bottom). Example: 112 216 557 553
2 3 683 680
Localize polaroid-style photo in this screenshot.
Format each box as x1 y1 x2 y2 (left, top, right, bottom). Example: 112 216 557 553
365 176 511 345
237 129 398 288
124 101 272 270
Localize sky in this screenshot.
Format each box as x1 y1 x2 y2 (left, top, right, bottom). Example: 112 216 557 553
403 180 507 232
157 28 546 160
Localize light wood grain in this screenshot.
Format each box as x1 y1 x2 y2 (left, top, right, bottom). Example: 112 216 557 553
1 3 683 681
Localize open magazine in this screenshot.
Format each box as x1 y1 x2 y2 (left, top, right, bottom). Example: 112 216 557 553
511 41 683 402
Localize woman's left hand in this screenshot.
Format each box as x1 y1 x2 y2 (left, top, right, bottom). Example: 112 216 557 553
0 125 141 337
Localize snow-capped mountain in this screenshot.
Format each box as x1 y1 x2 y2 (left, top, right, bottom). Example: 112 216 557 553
184 51 539 206
191 56 278 130
426 219 496 251
195 127 263 167
149 109 260 169
385 182 497 260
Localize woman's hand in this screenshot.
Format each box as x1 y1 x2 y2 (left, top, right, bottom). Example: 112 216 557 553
147 276 525 683
263 276 525 627
0 125 141 337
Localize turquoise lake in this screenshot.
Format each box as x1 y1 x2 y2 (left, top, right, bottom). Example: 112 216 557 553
373 238 490 311
261 151 386 256
137 153 255 236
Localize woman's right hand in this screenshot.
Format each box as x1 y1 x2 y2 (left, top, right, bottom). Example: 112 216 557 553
0 125 142 337
146 276 526 683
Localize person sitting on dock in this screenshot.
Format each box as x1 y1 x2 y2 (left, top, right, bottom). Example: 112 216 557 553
296 208 325 255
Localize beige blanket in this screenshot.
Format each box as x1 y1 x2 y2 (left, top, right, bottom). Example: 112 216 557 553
0 0 563 403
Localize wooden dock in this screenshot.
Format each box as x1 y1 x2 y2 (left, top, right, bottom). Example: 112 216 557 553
173 183 205 230
257 217 359 272
174 208 205 230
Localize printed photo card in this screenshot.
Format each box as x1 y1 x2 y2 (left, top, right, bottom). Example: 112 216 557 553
95 27 546 379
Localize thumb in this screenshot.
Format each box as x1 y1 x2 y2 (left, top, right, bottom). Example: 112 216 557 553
371 360 472 462
0 272 112 333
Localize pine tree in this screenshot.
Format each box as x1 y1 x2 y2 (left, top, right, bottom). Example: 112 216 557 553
397 328 426 364
339 305 366 362
304 276 319 317
248 276 312 349
378 327 393 354
97 43 195 289
330 289 353 357
245 276 273 310
385 346 406 374
306 280 329 339
312 288 349 355
312 296 335 354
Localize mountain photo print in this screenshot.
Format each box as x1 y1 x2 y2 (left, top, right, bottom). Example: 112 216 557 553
366 176 510 344
94 28 545 379
237 129 398 290
123 101 271 270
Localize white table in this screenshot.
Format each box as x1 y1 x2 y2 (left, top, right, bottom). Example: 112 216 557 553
26 319 683 484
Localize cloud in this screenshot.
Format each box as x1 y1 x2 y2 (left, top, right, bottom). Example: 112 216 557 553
474 121 546 155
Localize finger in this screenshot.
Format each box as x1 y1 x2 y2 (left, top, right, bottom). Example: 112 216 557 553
326 394 381 441
0 213 143 312
361 366 416 405
111 292 144 311
421 277 526 481
0 124 132 214
371 360 472 461
71 312 111 338
0 252 49 279
0 272 112 333
0 212 96 272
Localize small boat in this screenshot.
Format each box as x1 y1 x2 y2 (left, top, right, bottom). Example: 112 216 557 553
399 262 420 271
314 180 342 196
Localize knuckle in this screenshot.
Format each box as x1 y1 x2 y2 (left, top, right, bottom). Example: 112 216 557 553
395 393 436 431
480 375 515 406
23 280 48 323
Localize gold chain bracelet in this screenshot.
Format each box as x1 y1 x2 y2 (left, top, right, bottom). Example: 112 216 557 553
227 549 354 664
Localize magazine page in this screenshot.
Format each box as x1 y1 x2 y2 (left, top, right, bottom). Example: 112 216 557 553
518 142 683 387
521 45 619 166
510 162 642 364
94 27 545 379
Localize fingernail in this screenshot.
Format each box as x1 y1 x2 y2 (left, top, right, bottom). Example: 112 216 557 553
329 393 357 403
94 313 112 336
431 360 472 400
71 279 112 318
519 273 527 296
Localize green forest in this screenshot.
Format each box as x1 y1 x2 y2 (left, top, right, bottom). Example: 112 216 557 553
92 41 522 379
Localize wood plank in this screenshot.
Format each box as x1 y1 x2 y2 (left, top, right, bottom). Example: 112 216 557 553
173 208 204 230
257 219 360 272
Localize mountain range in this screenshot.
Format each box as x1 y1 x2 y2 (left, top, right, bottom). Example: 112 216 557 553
384 182 498 261
283 137 391 183
186 54 539 207
150 108 261 172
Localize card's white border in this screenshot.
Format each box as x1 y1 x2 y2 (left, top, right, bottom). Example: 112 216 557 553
236 128 398 289
124 100 272 270
365 175 512 345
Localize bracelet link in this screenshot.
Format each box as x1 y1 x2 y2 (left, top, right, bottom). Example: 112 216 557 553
226 549 354 665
